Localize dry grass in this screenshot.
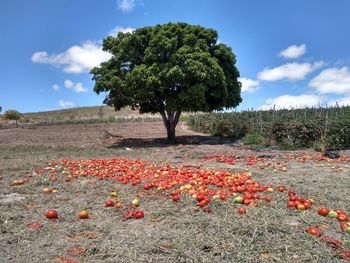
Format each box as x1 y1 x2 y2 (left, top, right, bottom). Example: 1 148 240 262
0 121 349 263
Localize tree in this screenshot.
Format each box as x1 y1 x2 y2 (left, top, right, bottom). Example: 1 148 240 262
3 109 21 127
91 22 242 143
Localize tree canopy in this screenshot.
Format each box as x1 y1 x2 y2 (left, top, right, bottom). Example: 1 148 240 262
91 22 241 143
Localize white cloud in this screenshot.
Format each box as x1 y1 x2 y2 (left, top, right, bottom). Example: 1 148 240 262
32 41 112 74
117 0 136 13
258 61 324 81
109 26 135 36
64 80 88 93
280 44 306 59
309 67 350 94
239 78 259 93
328 96 350 107
64 80 74 88
58 100 75 108
258 94 325 110
52 84 60 91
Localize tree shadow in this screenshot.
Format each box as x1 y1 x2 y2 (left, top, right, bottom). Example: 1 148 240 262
108 135 236 149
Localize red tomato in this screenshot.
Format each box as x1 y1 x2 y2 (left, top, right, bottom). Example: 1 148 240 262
243 198 251 205
303 202 312 210
340 222 350 230
198 198 209 207
172 195 180 202
45 209 58 219
337 213 349 222
307 227 321 237
288 190 296 196
196 194 206 202
134 210 144 219
123 211 134 219
105 199 115 207
289 196 297 202
237 207 246 214
317 207 330 217
287 201 296 208
264 196 272 202
277 186 286 192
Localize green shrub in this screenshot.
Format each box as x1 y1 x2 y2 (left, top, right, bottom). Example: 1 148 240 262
241 133 269 146
324 120 350 149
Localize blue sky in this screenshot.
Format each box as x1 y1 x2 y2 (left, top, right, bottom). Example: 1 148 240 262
1 0 350 113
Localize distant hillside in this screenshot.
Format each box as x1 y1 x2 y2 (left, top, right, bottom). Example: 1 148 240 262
0 106 163 128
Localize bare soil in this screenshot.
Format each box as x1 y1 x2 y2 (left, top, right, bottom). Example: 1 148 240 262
0 121 349 263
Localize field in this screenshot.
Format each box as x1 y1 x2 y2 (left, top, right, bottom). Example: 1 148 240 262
1 115 350 262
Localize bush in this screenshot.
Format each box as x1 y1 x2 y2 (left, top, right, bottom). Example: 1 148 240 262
324 120 350 149
241 132 270 146
271 122 321 148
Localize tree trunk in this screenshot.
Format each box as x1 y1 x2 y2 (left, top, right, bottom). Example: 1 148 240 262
160 110 181 144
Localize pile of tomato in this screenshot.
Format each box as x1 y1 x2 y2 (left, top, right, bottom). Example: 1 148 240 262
31 156 350 260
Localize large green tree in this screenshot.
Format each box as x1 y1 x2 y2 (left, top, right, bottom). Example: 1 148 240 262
91 22 242 143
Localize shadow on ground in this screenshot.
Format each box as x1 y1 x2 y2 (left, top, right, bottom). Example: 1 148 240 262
108 135 236 149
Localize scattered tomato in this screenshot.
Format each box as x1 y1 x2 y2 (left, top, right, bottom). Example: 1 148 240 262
317 207 330 217
78 210 89 219
134 210 144 219
45 209 58 219
307 227 321 237
237 207 246 214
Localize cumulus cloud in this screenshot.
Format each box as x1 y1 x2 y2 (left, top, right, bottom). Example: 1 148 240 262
109 26 135 36
239 78 259 93
32 41 112 74
64 80 88 93
58 100 75 108
258 94 325 110
309 67 350 94
258 61 324 81
117 0 136 13
52 84 60 91
328 96 350 107
280 44 306 59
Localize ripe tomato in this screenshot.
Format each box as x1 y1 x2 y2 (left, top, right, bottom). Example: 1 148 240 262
303 202 312 210
78 210 89 219
45 209 58 219
172 195 180 202
237 207 246 214
116 202 123 208
317 207 330 217
105 199 115 207
287 201 296 208
198 198 209 207
337 213 349 222
277 186 286 192
288 190 296 196
134 210 144 219
264 196 272 202
307 227 321 237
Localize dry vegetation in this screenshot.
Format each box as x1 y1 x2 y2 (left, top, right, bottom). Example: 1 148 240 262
0 108 349 262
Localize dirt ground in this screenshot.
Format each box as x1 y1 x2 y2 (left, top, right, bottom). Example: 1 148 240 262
0 121 349 262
